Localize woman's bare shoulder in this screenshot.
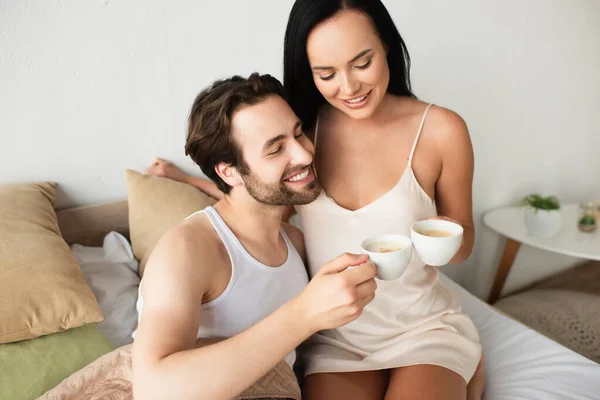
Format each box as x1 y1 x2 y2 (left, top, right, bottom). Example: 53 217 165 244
428 105 467 132
398 99 472 164
397 99 470 143
392 96 465 125
424 105 472 158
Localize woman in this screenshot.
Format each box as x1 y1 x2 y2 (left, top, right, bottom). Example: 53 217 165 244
147 1 485 399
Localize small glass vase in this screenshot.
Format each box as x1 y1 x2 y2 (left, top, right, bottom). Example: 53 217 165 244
578 201 597 233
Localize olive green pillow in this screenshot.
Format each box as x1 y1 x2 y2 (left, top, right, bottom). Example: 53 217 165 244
0 182 103 343
0 323 114 400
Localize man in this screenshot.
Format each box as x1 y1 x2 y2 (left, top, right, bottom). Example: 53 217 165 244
132 73 377 400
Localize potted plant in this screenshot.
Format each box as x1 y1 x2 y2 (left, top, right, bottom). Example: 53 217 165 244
522 194 562 237
578 201 597 233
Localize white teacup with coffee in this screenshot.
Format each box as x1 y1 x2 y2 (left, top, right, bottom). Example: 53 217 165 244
360 234 413 280
410 219 463 266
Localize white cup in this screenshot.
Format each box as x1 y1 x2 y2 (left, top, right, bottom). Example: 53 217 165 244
360 234 413 280
410 219 463 266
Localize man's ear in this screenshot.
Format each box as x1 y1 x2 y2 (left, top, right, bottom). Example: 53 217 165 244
215 162 243 188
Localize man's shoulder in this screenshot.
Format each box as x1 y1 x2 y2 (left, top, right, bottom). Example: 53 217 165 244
281 222 306 262
281 222 303 245
170 213 219 250
135 213 228 346
146 213 226 279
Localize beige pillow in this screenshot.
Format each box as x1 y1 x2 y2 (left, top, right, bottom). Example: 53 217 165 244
0 182 103 344
125 169 217 276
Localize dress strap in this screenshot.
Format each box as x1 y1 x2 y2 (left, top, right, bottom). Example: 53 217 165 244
313 116 320 150
408 103 434 168
312 116 320 179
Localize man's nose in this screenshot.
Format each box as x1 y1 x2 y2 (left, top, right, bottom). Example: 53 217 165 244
290 139 313 166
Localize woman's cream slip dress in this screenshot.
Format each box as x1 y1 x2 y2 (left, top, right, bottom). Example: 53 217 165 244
295 104 481 383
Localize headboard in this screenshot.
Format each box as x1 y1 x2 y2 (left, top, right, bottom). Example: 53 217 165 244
56 199 129 246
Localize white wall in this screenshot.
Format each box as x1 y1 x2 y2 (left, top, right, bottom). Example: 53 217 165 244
390 0 600 297
2 0 599 297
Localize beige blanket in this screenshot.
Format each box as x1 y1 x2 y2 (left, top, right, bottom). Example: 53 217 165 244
38 338 301 400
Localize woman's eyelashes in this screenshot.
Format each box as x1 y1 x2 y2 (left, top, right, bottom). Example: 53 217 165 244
317 59 372 81
355 59 372 70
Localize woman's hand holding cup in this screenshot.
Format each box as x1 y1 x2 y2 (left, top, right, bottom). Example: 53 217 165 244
360 217 464 281
410 218 464 266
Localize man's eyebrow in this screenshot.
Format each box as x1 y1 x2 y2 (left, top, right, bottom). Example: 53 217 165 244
311 49 372 70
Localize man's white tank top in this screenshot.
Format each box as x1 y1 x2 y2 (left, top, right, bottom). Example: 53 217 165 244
135 206 309 366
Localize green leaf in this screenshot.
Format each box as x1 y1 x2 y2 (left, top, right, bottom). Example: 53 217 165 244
522 193 561 210
579 215 596 226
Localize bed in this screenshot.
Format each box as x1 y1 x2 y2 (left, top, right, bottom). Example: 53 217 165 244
56 198 600 399
2 175 599 399
441 275 600 399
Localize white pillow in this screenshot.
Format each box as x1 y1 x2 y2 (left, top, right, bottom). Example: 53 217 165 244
71 232 140 348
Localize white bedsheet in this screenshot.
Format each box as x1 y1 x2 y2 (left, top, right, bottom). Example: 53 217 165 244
72 232 140 348
440 274 600 400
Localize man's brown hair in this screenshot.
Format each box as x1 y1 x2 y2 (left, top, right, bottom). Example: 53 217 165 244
185 73 286 194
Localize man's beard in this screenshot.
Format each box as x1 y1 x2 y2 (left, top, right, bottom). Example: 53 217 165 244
240 167 321 206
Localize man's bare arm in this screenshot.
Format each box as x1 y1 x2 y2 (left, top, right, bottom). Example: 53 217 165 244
133 225 377 400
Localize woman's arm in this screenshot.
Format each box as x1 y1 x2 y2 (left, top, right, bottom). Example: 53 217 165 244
145 158 297 219
432 110 475 264
182 175 224 200
146 158 224 200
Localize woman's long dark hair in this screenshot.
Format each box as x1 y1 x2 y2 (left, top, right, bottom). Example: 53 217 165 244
284 0 415 130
